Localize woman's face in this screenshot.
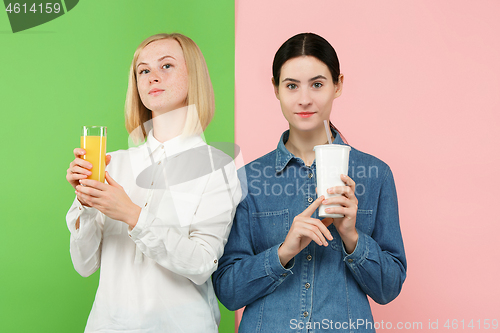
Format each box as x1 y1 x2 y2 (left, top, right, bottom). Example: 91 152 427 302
136 38 189 115
274 56 343 133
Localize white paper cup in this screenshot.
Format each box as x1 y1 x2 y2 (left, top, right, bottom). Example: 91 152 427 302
313 144 351 218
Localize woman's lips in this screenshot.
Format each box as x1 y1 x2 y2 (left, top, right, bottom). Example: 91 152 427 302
149 89 164 96
296 112 315 118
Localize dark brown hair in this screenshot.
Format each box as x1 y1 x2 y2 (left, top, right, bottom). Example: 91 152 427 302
272 32 341 86
272 32 347 143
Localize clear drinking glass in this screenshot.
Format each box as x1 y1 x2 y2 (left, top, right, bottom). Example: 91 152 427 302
81 126 107 182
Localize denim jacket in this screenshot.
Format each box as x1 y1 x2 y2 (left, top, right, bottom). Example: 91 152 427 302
213 129 407 332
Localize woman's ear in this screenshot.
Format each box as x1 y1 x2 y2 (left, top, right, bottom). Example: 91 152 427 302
334 74 344 99
272 77 280 100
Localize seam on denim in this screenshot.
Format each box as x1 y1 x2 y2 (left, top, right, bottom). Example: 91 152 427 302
345 234 370 296
255 293 266 333
309 246 316 332
343 261 353 333
252 209 289 217
382 165 391 184
355 236 371 294
358 233 369 266
264 248 273 278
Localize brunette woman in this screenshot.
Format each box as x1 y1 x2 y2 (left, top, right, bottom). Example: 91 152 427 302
213 32 406 332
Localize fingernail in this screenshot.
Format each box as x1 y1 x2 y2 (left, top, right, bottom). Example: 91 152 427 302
322 200 327 204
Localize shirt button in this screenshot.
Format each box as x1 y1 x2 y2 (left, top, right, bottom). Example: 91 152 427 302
306 255 312 261
348 259 354 263
307 197 313 203
161 145 164 149
144 203 148 207
308 173 313 178
158 161 161 165
281 273 287 277
303 311 309 317
151 182 154 186
305 283 310 289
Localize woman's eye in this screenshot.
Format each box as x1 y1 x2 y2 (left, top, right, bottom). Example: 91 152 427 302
138 69 150 75
287 84 298 90
162 64 171 69
313 82 323 88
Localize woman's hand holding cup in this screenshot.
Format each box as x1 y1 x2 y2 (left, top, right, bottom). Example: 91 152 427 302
321 174 359 253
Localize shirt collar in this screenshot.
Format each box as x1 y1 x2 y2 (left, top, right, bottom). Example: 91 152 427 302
275 127 346 173
144 130 205 161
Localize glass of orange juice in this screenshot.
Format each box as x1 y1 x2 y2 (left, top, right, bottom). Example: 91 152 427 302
81 126 107 182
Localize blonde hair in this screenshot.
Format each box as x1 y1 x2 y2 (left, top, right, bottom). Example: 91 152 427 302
125 33 215 143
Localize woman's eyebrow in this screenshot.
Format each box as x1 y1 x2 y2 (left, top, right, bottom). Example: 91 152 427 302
282 78 300 83
136 55 176 69
281 75 327 83
309 75 327 82
157 55 176 62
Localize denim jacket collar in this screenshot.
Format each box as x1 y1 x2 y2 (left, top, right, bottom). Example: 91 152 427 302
275 127 346 173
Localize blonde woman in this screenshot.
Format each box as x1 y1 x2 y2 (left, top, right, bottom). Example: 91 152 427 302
66 33 241 332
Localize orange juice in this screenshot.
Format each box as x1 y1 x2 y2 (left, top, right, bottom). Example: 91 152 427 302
80 135 107 182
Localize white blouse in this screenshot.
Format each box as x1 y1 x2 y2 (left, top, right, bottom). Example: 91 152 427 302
66 132 242 333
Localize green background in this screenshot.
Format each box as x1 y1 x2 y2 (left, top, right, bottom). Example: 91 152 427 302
0 0 235 332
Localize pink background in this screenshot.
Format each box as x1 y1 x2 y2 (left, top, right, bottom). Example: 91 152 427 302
234 0 500 331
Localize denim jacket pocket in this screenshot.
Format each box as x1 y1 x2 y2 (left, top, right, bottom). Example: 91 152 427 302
251 209 290 254
356 209 374 235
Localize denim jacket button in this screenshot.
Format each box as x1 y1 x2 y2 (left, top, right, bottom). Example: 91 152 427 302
307 197 313 203
306 255 312 261
308 173 313 178
303 311 309 317
305 283 310 289
282 273 287 277
348 259 354 263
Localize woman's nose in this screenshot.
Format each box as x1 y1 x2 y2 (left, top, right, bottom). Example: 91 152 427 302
149 70 161 83
298 89 312 106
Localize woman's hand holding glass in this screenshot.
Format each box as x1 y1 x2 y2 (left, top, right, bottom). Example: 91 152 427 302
66 148 140 228
75 172 141 228
321 174 359 254
278 196 334 267
66 148 111 198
